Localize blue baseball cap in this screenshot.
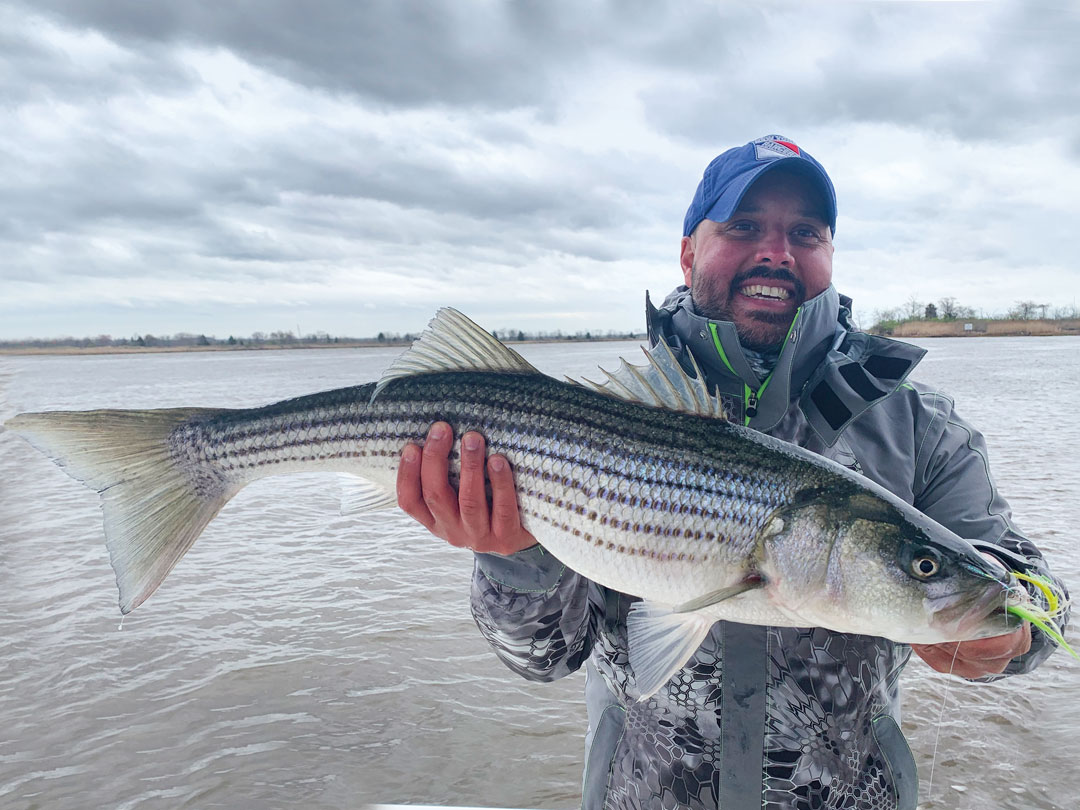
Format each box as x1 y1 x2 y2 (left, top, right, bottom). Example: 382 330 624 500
683 134 837 237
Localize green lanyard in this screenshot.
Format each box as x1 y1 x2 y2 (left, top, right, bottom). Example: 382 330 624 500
707 309 801 426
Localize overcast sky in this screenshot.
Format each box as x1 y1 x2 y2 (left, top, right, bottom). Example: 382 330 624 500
2 0 1078 340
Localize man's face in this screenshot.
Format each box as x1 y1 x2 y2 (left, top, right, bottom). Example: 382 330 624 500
680 170 834 351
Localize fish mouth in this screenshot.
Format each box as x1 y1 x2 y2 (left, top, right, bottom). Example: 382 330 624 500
929 583 1010 638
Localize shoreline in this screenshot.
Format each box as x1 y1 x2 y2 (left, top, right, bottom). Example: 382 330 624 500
3 321 1078 356
0 335 646 357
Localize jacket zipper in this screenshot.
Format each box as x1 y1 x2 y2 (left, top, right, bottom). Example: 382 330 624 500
745 389 759 419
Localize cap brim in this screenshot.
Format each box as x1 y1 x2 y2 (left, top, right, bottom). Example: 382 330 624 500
703 159 836 232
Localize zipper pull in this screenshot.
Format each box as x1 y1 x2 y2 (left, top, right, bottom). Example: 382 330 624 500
745 391 759 418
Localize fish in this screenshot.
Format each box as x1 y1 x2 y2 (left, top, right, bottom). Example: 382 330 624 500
2 308 1049 697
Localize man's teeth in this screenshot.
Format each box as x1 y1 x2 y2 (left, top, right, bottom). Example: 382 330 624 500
740 284 790 301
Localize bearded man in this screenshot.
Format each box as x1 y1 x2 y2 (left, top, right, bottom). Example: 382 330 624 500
396 135 1066 810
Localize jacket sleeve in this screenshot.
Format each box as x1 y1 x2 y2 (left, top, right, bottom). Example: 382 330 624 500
911 389 1070 676
469 545 602 682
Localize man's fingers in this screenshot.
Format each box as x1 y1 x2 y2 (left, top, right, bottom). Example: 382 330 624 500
420 422 460 527
458 432 491 540
911 624 1031 677
396 443 434 531
401 426 535 555
488 455 519 534
488 455 537 555
966 624 1032 659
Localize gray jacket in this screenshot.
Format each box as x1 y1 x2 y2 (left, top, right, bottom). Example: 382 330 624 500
470 285 1066 810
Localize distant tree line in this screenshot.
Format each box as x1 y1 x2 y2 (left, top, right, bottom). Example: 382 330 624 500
869 297 1080 334
0 327 645 350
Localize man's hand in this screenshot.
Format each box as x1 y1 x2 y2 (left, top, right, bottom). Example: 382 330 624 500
397 421 537 555
911 624 1031 679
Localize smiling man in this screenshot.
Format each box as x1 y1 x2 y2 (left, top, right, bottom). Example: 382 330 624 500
396 135 1067 810
680 170 832 350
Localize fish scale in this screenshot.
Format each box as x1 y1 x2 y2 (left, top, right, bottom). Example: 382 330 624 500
159 371 890 609
186 372 805 557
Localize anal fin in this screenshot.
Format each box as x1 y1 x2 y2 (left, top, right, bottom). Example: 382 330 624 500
338 474 397 514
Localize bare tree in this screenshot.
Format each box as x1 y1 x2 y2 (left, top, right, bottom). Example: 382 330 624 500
1009 301 1038 320
904 294 923 320
938 297 959 320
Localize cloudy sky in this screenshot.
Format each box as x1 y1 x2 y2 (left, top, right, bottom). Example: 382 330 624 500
2 0 1078 340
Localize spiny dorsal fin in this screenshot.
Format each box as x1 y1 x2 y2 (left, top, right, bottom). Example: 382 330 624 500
375 308 539 398
577 339 726 420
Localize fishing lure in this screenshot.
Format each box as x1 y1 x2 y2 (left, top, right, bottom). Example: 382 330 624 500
1005 570 1075 658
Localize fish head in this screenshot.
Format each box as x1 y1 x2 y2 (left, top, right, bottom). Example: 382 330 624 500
758 488 1019 643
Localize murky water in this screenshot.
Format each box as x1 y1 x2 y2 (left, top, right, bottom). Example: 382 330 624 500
0 337 1076 810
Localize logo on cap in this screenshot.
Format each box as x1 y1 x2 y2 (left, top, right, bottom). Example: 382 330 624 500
754 134 801 161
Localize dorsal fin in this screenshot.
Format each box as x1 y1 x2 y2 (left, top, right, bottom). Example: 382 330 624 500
375 307 539 398
575 338 726 420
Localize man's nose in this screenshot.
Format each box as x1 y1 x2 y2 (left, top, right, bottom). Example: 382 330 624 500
755 231 794 266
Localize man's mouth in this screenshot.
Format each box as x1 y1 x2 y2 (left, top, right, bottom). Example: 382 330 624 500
738 282 792 302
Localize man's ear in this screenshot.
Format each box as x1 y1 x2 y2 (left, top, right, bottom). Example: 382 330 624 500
679 235 694 287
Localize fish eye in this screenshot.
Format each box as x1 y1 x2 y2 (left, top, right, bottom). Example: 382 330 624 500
911 551 941 579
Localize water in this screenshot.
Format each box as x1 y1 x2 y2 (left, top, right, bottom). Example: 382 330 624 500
0 337 1076 810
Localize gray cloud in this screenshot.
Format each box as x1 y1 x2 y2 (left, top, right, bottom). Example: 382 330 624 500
2 1 1079 340
0 13 193 106
644 2 1080 146
22 0 603 111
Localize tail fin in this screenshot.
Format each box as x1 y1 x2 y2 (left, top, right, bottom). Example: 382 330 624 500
5 407 236 613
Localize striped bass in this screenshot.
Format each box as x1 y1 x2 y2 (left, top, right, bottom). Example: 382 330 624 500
4 308 1033 696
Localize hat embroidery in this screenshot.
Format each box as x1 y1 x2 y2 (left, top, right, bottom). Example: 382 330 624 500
754 134 801 161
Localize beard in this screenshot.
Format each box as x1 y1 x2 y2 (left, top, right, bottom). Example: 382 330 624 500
690 265 806 351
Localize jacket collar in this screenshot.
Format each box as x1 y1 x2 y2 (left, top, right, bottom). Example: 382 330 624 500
646 284 926 444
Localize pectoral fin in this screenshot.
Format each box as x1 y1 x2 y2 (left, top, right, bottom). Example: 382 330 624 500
626 601 715 699
673 579 762 613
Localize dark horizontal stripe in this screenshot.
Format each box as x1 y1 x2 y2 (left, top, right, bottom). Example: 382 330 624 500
191 373 762 480
201 414 780 518
174 374 804 551
192 393 777 508
201 421 771 538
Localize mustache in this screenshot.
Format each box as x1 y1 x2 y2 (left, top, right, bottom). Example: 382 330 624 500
729 266 806 300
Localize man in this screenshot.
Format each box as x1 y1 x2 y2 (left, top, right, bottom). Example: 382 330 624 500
396 135 1066 810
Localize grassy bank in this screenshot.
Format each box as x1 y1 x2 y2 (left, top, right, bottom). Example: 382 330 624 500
873 318 1080 338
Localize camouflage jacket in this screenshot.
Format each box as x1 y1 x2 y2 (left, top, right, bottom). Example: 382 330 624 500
470 284 1066 810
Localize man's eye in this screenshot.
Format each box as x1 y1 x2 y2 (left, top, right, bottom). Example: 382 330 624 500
730 222 757 232
793 228 820 240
